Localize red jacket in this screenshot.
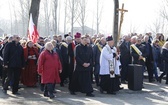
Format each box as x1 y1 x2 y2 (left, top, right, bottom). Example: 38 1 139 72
23 47 39 63
38 50 62 84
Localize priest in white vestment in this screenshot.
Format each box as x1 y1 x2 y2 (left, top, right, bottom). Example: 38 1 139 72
99 36 121 95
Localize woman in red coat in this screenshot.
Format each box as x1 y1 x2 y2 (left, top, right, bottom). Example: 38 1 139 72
21 41 39 87
38 42 62 99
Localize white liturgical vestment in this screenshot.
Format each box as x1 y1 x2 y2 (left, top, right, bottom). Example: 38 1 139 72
99 44 121 77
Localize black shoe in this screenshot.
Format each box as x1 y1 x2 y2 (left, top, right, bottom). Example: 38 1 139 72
158 77 162 83
121 81 127 84
86 93 95 97
64 79 69 84
96 83 100 87
53 90 57 93
91 81 95 84
49 95 55 99
70 91 76 95
107 92 116 95
60 83 64 87
12 92 21 95
100 87 103 93
2 90 7 94
149 79 155 83
44 93 49 97
119 87 124 90
40 85 45 92
18 86 22 89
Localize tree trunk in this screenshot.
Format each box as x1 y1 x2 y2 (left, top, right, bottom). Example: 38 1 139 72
81 0 86 35
64 0 67 35
53 0 58 35
29 0 41 27
8 1 13 34
57 0 61 34
113 0 119 46
13 4 18 34
96 0 99 34
71 0 74 36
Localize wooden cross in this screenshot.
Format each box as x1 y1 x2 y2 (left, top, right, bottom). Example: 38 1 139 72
117 3 128 42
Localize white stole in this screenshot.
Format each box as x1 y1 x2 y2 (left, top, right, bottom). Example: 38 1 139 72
105 45 114 78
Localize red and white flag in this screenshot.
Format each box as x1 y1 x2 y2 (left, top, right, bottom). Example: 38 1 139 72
28 13 39 43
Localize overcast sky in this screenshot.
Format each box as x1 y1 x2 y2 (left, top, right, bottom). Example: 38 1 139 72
0 0 163 35
88 0 161 35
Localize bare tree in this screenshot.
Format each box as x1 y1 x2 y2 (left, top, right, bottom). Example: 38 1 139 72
52 0 58 35
147 19 161 34
57 0 61 34
77 0 88 35
129 22 139 34
160 0 168 21
43 0 51 36
71 0 75 35
8 1 13 34
64 0 68 35
11 1 19 34
96 0 103 35
159 0 168 34
147 17 167 35
19 0 26 35
91 11 95 36
18 0 31 35
67 0 80 35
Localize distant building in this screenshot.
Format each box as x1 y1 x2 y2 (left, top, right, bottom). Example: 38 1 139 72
73 26 96 36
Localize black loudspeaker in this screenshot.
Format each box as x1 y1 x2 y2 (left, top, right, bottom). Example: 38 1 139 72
128 64 143 91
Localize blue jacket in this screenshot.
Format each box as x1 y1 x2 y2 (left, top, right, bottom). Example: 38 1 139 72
152 45 161 63
161 48 168 73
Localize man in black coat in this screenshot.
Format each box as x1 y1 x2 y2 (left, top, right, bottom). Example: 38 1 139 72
3 35 25 95
131 37 147 66
1 36 13 87
160 42 168 84
119 35 132 83
69 35 94 97
68 32 81 87
59 41 69 87
142 35 154 82
131 37 147 88
93 37 106 86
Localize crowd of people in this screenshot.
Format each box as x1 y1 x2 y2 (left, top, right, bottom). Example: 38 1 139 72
0 32 167 99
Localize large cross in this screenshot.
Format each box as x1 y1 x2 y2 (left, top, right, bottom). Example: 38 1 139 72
117 3 128 42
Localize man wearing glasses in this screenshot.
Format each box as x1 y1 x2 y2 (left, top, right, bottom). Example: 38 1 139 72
3 35 25 95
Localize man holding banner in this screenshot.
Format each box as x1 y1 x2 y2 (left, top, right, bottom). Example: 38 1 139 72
131 36 147 66
131 36 147 87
